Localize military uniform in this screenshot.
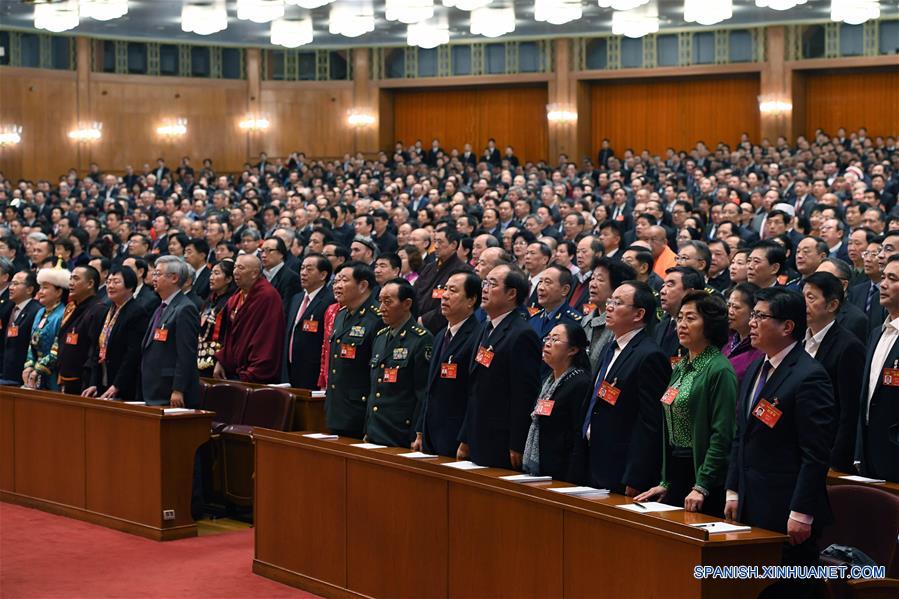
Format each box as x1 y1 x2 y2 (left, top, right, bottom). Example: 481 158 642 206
528 303 583 340
325 296 383 437
365 318 433 447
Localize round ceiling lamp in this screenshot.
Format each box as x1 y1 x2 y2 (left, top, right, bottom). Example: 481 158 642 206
611 1 659 38
597 0 648 11
684 0 732 25
386 0 435 24
34 1 80 33
831 0 880 24
236 0 285 23
535 0 583 25
470 5 515 38
407 15 450 48
755 0 808 11
181 1 228 35
328 2 375 37
271 16 314 47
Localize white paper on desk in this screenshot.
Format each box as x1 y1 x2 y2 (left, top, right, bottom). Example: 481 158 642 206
350 442 387 449
303 433 338 440
691 522 751 534
310 390 326 398
618 502 683 513
397 451 439 459
500 474 552 483
266 383 291 388
442 460 487 470
123 401 144 405
163 408 194 414
839 475 887 484
549 486 610 496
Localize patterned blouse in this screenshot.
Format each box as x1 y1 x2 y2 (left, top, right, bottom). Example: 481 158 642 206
663 345 720 448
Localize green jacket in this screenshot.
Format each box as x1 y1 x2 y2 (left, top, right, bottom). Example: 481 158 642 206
661 350 737 493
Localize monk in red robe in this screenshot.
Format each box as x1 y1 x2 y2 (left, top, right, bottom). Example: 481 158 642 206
214 254 286 383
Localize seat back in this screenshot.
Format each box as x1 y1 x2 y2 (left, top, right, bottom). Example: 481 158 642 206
242 388 295 431
202 383 249 426
821 485 899 572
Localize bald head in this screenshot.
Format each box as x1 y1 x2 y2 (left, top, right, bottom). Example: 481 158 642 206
234 253 263 290
476 246 507 279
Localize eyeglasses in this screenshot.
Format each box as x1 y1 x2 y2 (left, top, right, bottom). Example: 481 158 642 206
749 310 779 322
543 335 567 346
605 298 635 309
862 251 879 258
482 279 500 290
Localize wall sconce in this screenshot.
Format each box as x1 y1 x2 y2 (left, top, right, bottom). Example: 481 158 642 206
0 125 23 146
239 116 271 131
758 96 792 116
156 118 188 138
68 122 103 142
546 103 577 124
347 110 376 127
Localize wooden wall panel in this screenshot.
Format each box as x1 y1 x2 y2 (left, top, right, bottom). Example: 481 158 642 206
87 75 249 175
0 68 79 182
800 68 899 139
258 83 356 160
590 75 760 156
391 85 549 163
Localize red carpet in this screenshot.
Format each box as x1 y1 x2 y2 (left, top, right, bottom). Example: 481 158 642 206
0 502 316 598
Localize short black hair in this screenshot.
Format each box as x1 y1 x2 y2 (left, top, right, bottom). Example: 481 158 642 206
623 245 655 270
546 263 573 291
186 237 210 257
754 287 806 341
376 252 402 271
592 256 636 289
751 240 787 275
802 271 844 307
77 265 101 292
664 266 705 291
304 252 333 278
557 321 591 372
599 220 623 237
383 277 417 313
621 280 656 324
19 271 38 296
680 290 729 349
726 282 760 309
499 264 530 306
681 240 711 274
108 265 138 291
458 271 482 309
336 260 376 291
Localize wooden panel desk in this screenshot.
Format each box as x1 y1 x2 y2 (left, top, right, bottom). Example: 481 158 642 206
253 431 788 599
200 377 327 432
0 387 212 541
828 470 899 499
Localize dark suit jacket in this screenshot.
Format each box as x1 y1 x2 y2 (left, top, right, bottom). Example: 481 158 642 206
813 322 865 472
0 299 41 384
536 369 592 484
846 281 886 336
652 313 682 359
192 266 211 301
0 287 12 367
419 316 479 457
856 326 899 482
459 311 541 468
414 254 473 335
134 284 161 314
140 292 200 407
269 264 301 314
56 295 106 389
726 345 836 533
281 286 334 390
87 300 148 402
836 300 869 345
580 329 669 493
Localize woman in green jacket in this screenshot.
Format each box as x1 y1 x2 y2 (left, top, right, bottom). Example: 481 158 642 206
636 290 736 517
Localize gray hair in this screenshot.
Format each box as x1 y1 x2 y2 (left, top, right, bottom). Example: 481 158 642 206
156 255 191 286
27 231 48 243
0 256 13 277
241 228 261 241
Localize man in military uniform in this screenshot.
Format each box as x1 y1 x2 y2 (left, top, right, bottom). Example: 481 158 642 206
325 261 382 438
365 278 433 448
528 265 582 378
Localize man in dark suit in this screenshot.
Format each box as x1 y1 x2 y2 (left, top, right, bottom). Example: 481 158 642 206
0 257 13 368
458 264 541 469
801 273 865 472
579 280 669 495
654 266 705 362
282 253 334 390
414 227 473 335
0 271 41 386
185 238 211 301
140 256 201 408
261 236 300 314
856 254 899 483
415 272 481 457
817 258 869 344
123 257 161 315
56 266 106 395
725 288 835 573
846 238 887 335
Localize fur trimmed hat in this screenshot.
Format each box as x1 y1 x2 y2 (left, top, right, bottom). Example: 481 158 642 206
37 267 72 290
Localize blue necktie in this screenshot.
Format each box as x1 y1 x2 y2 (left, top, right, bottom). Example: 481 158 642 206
748 360 772 417
581 340 617 438
865 283 878 314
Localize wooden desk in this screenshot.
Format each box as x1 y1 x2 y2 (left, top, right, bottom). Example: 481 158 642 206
253 431 788 599
828 470 899 498
200 378 326 432
0 387 212 541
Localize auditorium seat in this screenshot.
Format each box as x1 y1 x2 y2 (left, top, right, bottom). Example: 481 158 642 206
201 383 249 433
846 578 899 599
221 388 295 509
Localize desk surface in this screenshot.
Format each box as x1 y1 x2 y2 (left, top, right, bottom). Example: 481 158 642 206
1 387 212 541
828 470 899 498
254 430 787 599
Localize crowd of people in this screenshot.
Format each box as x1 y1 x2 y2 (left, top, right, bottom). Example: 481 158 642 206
1 126 898 584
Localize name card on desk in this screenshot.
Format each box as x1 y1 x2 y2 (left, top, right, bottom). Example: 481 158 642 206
163 408 195 414
397 451 439 459
303 433 338 440
266 383 291 388
618 502 683 513
839 475 887 484
691 522 751 534
549 486 610 497
310 390 326 398
123 401 144 405
350 442 387 449
500 474 552 483
442 461 487 470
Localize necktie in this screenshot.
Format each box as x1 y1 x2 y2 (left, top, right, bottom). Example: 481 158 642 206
865 283 878 314
479 321 494 348
439 329 453 362
748 360 772 417
582 340 617 438
10 306 19 325
145 302 168 345
288 294 312 363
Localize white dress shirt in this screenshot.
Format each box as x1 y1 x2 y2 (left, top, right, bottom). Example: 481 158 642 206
867 315 899 422
804 320 835 359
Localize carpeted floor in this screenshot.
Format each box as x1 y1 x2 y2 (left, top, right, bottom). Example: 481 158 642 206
0 502 316 598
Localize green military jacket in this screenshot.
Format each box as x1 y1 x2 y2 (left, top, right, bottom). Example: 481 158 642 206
364 317 433 448
325 295 383 436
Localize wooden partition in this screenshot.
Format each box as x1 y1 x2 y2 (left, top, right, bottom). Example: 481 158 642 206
796 68 899 140
590 74 761 157
390 85 549 163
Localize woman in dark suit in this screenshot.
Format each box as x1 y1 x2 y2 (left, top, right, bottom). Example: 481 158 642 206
522 321 592 482
197 259 236 377
81 266 148 402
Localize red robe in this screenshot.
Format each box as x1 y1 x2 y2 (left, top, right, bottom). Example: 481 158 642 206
215 277 286 383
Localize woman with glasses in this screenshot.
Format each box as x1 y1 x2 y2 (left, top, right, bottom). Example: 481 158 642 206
582 257 635 372
522 321 592 483
723 282 763 385
636 290 736 516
